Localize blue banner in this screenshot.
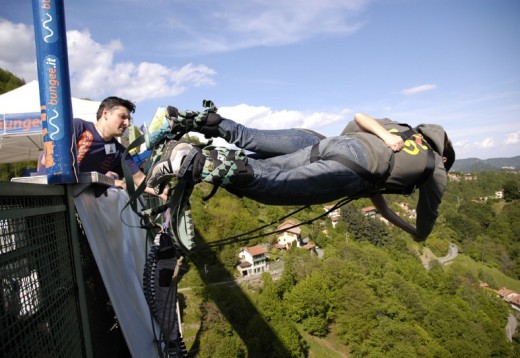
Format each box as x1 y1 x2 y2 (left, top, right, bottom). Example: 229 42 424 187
0 113 42 134
32 0 78 184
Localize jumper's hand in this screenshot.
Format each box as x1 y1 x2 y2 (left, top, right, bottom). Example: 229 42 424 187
413 234 427 242
383 133 404 152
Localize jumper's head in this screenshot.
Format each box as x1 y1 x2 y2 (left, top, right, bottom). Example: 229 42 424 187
416 124 455 171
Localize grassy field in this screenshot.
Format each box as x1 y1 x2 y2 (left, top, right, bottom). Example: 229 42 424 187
178 290 202 352
299 328 350 358
418 240 520 292
450 254 520 291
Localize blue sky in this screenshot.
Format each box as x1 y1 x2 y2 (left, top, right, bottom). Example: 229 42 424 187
1 0 519 160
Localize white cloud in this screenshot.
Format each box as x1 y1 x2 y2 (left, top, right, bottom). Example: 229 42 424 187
400 84 437 96
187 103 352 149
479 137 495 149
453 138 498 159
505 131 520 144
0 19 217 102
0 20 37 81
163 0 371 53
218 104 349 131
453 139 471 156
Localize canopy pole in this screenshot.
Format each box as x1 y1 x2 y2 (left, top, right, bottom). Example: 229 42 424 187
32 0 78 184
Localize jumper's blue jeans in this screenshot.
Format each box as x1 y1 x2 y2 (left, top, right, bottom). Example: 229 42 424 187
217 118 372 205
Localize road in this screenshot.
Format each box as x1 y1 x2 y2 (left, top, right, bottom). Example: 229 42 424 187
506 313 518 342
438 243 459 264
420 243 459 269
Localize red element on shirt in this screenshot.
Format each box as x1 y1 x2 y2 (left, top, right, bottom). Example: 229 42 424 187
77 130 94 165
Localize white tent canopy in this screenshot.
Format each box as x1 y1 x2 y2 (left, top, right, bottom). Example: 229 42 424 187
0 81 100 164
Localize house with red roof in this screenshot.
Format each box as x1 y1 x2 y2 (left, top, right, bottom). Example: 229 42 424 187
361 206 377 217
237 245 268 277
323 205 341 228
497 288 520 311
274 220 317 254
275 220 303 250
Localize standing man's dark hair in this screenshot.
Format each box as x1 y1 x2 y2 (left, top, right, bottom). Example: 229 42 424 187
96 96 135 120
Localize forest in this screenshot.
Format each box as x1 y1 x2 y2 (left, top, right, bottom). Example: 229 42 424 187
175 170 520 357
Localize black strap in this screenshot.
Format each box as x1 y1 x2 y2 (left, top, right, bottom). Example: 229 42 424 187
121 134 149 218
414 146 435 187
397 126 436 188
396 128 415 140
120 134 170 231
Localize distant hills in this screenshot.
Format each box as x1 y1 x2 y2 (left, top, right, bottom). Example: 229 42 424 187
452 155 520 172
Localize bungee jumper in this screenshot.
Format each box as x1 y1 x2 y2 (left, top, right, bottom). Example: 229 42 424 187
144 100 455 242
124 100 455 357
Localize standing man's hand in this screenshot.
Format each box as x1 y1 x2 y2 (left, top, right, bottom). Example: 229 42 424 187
114 179 127 189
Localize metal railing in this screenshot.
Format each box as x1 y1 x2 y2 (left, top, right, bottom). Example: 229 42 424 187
0 181 129 357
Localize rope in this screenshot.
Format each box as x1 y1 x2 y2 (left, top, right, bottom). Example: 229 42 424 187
190 194 359 252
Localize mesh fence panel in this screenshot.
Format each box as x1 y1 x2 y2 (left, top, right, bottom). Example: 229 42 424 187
0 183 84 357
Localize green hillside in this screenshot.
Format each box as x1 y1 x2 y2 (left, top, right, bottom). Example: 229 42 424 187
452 156 520 172
175 171 520 357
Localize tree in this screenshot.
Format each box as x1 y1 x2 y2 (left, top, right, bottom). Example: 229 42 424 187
284 271 331 325
503 180 520 201
0 68 25 94
255 273 284 320
340 204 389 245
0 69 36 179
270 318 308 358
0 161 38 181
445 211 480 241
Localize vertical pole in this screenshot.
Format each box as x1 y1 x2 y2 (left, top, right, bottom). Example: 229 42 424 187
32 0 78 184
31 1 91 356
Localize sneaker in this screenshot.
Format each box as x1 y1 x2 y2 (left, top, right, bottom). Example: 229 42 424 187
144 106 179 149
175 100 222 137
146 140 199 189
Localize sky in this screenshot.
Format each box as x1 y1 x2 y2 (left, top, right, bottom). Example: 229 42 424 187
1 0 519 160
